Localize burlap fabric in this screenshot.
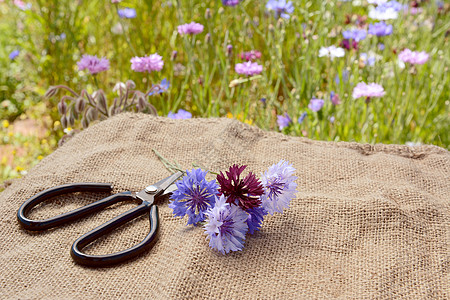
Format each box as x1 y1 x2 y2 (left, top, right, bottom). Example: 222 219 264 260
1 113 449 299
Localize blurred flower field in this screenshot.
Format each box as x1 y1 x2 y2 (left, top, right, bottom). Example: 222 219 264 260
0 0 449 187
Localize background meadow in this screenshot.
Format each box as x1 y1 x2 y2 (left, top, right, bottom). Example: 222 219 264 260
0 0 449 186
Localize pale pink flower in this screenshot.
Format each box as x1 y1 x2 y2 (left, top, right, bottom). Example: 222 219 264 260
177 22 204 35
77 55 110 74
235 61 263 76
130 53 164 73
398 49 429 65
352 82 385 99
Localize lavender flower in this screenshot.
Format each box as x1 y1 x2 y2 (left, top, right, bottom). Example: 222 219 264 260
308 98 324 112
9 50 20 60
260 160 298 215
169 169 218 225
298 112 307 124
77 55 110 74
130 53 164 73
118 8 137 18
235 61 263 76
352 82 385 99
277 113 292 130
368 21 393 36
148 78 170 96
342 29 367 42
398 49 429 65
177 22 204 35
318 46 345 60
168 109 192 119
266 0 294 19
222 0 241 6
204 195 249 254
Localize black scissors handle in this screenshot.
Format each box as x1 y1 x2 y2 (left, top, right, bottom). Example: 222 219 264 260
17 183 159 267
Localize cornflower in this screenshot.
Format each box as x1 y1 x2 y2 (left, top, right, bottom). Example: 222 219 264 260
118 8 136 18
318 46 345 60
342 29 367 42
308 98 324 112
240 50 262 61
168 109 192 119
177 22 204 35
277 113 292 130
235 61 263 76
77 55 110 74
222 0 241 6
266 0 294 19
130 53 164 73
368 21 393 36
398 49 429 65
352 82 385 99
9 50 20 60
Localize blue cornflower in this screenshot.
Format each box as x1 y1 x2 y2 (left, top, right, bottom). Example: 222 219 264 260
169 169 218 225
204 195 249 254
9 50 20 60
118 8 137 18
298 112 307 124
168 109 192 119
222 0 241 6
260 160 298 215
342 29 367 42
277 113 292 130
246 206 268 235
368 22 393 36
148 78 170 96
266 0 294 19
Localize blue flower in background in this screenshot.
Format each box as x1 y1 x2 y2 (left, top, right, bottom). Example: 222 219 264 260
277 113 292 130
169 169 218 225
148 78 170 96
368 22 393 36
298 112 307 124
308 98 324 112
9 50 20 60
168 109 192 119
342 29 367 42
222 0 241 6
118 8 137 18
266 0 294 19
204 195 249 254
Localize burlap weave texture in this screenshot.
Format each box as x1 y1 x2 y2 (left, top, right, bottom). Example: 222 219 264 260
0 113 449 299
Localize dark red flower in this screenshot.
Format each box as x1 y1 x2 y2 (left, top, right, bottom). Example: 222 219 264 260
217 164 264 210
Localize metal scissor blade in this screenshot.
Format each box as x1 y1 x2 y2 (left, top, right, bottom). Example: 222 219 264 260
162 184 178 196
154 171 183 192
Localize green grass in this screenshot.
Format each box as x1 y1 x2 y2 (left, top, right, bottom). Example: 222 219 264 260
0 0 449 185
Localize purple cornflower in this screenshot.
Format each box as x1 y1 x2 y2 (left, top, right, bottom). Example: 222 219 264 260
277 113 292 130
169 169 218 225
330 92 341 105
260 160 297 215
398 49 429 65
177 22 204 35
118 8 136 18
9 50 20 60
341 39 359 50
148 78 170 96
130 53 164 73
298 112 307 124
168 109 192 119
368 21 393 36
308 98 324 112
222 0 241 6
266 0 294 19
204 195 249 254
352 82 385 99
77 55 110 74
240 50 262 61
342 29 367 42
235 61 263 76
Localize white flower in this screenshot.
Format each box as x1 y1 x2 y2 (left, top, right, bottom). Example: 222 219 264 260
369 6 398 20
319 46 345 60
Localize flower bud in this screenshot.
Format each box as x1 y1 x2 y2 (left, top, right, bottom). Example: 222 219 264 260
138 95 147 111
218 7 224 14
268 24 275 32
45 86 58 98
96 92 108 114
75 97 86 113
277 18 284 29
86 107 98 122
126 80 136 90
57 100 67 115
205 33 211 43
205 8 211 19
171 50 178 61
81 117 89 129
60 115 67 128
68 113 75 127
226 44 233 57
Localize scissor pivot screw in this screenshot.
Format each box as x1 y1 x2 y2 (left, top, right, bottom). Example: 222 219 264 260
144 185 158 194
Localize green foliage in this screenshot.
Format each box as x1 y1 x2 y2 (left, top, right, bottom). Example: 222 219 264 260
0 0 449 185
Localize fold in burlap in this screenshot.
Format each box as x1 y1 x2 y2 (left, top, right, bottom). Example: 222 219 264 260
1 113 449 299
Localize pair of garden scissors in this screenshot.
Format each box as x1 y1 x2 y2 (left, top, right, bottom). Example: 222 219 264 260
17 172 183 267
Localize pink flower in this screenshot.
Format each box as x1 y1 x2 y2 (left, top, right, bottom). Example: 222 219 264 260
240 50 262 61
130 53 164 73
177 22 204 35
14 0 29 10
398 49 429 65
235 61 263 76
352 82 385 99
77 55 110 74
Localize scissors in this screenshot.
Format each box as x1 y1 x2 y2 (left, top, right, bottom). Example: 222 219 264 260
17 172 183 267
